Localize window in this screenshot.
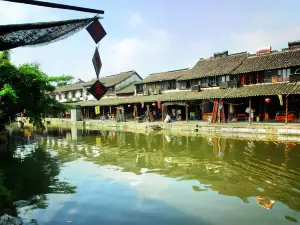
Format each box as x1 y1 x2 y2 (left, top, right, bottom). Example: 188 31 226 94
180 81 186 89
64 92 68 99
221 76 226 82
209 77 217 86
217 76 222 85
226 75 230 81
72 91 76 98
136 84 143 93
191 79 199 86
201 78 209 87
80 90 83 97
59 94 62 100
186 80 191 89
171 80 176 89
277 68 291 81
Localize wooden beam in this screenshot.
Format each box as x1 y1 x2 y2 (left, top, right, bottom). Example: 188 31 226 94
185 101 188 122
2 0 105 14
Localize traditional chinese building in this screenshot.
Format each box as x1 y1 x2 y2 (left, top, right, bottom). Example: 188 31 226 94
63 41 300 123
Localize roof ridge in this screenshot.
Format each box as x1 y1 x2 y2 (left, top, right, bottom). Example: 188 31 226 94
149 68 188 76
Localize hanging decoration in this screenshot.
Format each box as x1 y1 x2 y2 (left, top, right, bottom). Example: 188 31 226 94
128 104 131 108
86 18 107 100
278 95 283 106
157 101 161 109
88 80 107 101
141 102 144 108
265 98 271 103
95 106 100 115
152 103 156 106
92 47 102 79
86 19 107 44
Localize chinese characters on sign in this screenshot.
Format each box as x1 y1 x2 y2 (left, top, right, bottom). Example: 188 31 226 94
92 47 102 79
88 79 108 101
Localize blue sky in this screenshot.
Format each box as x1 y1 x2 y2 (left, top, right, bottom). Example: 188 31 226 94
1 0 300 81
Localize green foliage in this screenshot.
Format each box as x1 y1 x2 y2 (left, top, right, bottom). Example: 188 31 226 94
0 84 17 103
48 75 74 86
0 51 68 129
0 50 11 61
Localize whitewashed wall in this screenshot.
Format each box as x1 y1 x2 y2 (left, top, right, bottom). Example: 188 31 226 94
55 89 84 102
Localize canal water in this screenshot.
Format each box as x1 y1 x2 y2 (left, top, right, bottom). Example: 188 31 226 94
0 127 300 225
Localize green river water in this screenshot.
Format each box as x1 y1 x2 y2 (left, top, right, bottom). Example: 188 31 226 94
0 127 300 225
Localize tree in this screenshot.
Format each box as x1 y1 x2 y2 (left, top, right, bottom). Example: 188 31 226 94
48 74 74 86
0 51 71 130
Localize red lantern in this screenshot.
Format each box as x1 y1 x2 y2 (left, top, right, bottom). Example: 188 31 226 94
128 104 131 108
152 103 156 106
265 98 271 103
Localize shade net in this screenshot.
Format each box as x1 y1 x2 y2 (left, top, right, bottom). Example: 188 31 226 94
0 17 98 51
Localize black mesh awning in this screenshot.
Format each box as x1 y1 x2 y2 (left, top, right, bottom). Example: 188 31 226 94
0 17 99 51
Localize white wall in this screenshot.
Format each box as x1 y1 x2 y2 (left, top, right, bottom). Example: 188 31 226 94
55 89 84 102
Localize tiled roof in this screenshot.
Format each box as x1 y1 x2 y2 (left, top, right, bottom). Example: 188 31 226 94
138 69 189 84
83 71 138 87
54 82 84 93
233 49 300 74
69 82 300 106
116 83 135 94
179 53 248 80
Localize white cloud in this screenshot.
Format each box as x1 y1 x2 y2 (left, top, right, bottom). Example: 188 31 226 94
231 26 300 53
100 28 183 77
128 13 143 27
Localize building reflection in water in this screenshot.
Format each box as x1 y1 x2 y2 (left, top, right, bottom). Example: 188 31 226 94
40 128 300 212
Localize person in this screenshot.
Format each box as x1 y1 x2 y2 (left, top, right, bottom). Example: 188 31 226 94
164 113 171 123
153 109 157 121
172 108 176 119
176 108 181 121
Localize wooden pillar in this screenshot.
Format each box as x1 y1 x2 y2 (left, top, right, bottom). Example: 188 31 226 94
109 106 112 114
249 98 252 124
122 106 125 122
146 105 150 122
285 96 288 125
185 101 188 122
162 105 164 122
217 102 221 124
103 106 105 117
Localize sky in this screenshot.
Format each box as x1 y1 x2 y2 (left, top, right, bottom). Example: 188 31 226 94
1 0 300 81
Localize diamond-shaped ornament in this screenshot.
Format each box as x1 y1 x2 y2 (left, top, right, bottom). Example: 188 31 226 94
92 47 102 79
88 80 107 101
86 19 107 44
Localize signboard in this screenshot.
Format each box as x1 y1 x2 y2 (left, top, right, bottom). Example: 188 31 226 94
92 47 102 78
89 79 108 101
95 106 100 114
86 20 107 44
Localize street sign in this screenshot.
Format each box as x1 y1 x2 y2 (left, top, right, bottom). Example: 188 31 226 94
92 47 102 79
88 79 107 101
86 19 107 44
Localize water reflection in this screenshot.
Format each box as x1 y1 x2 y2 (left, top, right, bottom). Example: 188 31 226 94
0 135 76 222
39 127 300 213
1 127 300 224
